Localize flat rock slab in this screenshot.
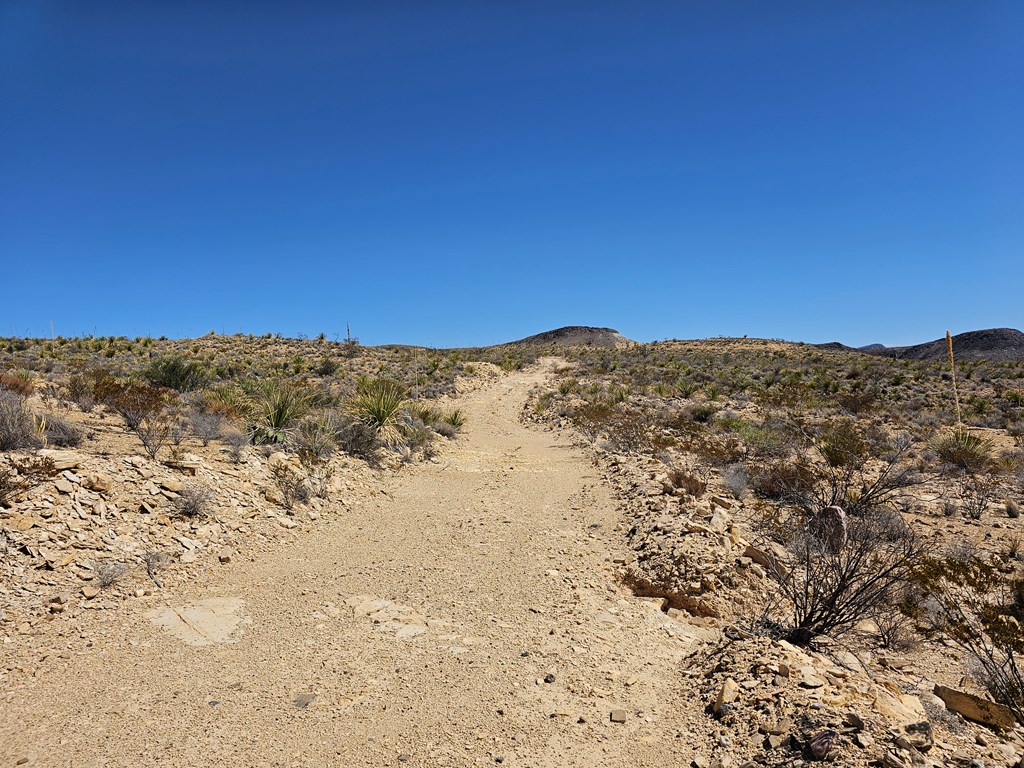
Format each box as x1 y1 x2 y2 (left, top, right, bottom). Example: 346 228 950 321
146 598 251 646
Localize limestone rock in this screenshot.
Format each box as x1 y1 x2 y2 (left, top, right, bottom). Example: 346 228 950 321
714 677 739 714
933 684 1018 730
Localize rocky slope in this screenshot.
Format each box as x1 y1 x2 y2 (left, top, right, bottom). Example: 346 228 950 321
510 326 633 348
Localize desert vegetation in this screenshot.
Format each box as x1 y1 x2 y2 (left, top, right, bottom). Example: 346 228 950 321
526 337 1024 725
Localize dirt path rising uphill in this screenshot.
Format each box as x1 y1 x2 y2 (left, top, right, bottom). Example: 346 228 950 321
3 361 714 768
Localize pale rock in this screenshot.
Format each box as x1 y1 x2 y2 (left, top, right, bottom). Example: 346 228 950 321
83 473 112 493
934 684 1018 730
715 677 739 714
37 450 84 470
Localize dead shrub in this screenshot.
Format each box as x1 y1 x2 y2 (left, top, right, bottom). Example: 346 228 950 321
172 484 214 519
667 467 707 497
756 505 923 646
42 412 83 447
0 390 43 451
269 462 309 509
94 560 128 589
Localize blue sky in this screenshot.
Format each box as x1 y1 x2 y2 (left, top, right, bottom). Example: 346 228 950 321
1 2 1021 347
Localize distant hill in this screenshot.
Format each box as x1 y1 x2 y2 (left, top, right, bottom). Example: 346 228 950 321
509 326 632 347
816 328 1024 361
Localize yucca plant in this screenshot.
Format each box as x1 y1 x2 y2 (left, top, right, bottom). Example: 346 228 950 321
351 377 408 447
933 426 993 473
246 380 313 445
443 409 466 430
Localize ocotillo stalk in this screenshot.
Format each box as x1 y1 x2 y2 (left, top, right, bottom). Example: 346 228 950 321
946 330 962 425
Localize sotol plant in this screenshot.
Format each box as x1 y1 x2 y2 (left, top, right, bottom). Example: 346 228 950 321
351 377 407 447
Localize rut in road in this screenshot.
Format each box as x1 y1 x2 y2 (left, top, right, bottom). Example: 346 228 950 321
3 361 714 767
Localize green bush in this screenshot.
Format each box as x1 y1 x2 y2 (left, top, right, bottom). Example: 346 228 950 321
145 355 209 392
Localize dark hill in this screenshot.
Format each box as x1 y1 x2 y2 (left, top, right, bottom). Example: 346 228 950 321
878 328 1024 361
509 326 632 347
816 328 1024 361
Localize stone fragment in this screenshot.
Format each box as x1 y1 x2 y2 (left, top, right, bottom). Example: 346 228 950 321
83 473 112 492
82 586 100 599
905 721 934 752
808 505 847 554
872 688 926 726
799 667 826 689
37 449 84 469
933 684 1017 730
218 546 233 563
714 677 739 714
609 709 627 723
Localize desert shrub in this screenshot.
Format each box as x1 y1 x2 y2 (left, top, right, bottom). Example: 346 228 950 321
0 390 43 450
94 560 129 589
835 388 879 415
145 355 209 392
0 456 56 506
1008 500 1021 519
588 409 650 454
43 412 84 447
269 462 309 508
172 484 214 518
687 403 718 424
314 356 339 376
873 587 919 650
757 505 923 646
94 375 171 428
666 467 707 497
816 418 873 468
733 419 795 459
292 413 339 497
335 418 379 461
199 383 250 420
787 432 924 518
957 475 995 520
721 463 750 497
351 377 407 447
0 370 35 397
64 372 97 412
750 459 816 502
223 429 249 463
916 552 1024 724
933 426 993 473
188 410 224 446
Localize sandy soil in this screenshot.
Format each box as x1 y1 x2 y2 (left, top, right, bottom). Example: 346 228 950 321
2 360 715 767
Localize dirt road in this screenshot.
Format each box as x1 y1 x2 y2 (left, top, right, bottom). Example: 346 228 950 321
3 362 711 767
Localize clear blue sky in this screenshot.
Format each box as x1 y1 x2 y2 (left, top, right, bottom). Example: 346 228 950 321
2 2 1021 347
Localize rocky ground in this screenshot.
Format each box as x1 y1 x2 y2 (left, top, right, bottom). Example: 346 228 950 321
2 358 1023 767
